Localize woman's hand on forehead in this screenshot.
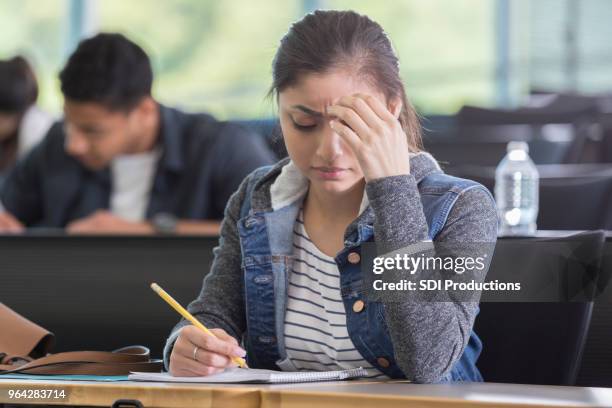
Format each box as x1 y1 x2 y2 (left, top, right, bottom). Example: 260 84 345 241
326 93 410 182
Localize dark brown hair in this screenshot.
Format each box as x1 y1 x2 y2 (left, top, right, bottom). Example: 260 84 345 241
0 56 38 113
59 33 153 112
0 56 38 171
269 10 422 152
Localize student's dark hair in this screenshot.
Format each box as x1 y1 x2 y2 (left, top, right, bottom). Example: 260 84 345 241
0 56 39 113
269 10 422 152
59 33 153 112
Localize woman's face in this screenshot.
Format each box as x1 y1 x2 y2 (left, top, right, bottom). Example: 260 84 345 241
278 69 388 195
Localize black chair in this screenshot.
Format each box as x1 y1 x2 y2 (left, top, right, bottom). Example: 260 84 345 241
529 92 612 163
475 231 606 385
597 112 612 163
576 239 612 387
234 118 287 159
446 165 612 230
423 138 510 167
424 132 573 166
420 114 457 137
537 177 612 230
457 103 599 163
457 103 598 127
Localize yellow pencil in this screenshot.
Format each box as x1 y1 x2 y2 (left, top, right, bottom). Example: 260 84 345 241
150 282 248 368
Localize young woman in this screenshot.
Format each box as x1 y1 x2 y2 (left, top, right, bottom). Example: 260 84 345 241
165 10 497 383
0 56 52 186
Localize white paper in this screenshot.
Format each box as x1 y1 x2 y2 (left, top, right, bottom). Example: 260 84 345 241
129 367 367 384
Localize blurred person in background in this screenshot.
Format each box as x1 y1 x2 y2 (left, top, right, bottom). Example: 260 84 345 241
0 33 275 234
0 56 53 187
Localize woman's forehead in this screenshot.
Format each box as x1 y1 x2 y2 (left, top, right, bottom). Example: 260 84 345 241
278 70 384 110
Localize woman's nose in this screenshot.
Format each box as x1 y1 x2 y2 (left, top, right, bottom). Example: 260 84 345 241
316 124 344 162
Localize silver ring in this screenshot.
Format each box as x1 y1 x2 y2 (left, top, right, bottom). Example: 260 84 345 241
193 346 200 361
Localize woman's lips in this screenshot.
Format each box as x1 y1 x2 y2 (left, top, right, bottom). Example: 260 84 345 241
312 166 348 180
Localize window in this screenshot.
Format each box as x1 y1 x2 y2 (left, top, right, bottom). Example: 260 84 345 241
8 0 609 119
98 0 300 119
98 0 497 116
530 0 612 93
0 0 66 113
327 0 496 113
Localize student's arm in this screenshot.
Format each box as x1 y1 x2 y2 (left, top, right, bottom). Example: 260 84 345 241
0 208 24 232
65 212 222 236
162 171 253 370
0 191 22 232
366 176 497 383
0 140 46 228
173 220 220 235
326 93 496 382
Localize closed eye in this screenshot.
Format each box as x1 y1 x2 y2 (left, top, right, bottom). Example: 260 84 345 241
292 120 317 132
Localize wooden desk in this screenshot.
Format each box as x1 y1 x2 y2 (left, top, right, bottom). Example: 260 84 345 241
1 378 611 408
0 378 261 408
261 381 612 408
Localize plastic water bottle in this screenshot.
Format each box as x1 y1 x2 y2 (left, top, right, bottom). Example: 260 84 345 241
495 141 539 236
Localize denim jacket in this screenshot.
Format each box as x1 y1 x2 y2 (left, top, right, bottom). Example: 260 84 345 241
164 152 498 383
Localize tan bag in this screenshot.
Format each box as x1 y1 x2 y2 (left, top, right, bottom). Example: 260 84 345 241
0 303 163 375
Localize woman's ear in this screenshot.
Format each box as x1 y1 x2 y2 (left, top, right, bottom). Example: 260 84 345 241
388 97 403 119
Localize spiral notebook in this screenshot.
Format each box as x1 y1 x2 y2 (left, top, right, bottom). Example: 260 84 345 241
128 367 367 384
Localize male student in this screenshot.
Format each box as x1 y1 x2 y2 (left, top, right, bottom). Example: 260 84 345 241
0 33 275 234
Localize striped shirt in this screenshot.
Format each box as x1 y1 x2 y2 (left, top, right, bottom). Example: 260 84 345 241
282 210 388 379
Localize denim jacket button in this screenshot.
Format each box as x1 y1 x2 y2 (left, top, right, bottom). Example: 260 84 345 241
352 300 365 313
377 357 390 368
347 252 361 264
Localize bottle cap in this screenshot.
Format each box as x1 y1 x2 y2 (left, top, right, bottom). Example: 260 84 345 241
507 141 529 153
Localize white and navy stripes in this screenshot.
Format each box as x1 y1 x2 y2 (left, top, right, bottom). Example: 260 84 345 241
282 210 388 379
